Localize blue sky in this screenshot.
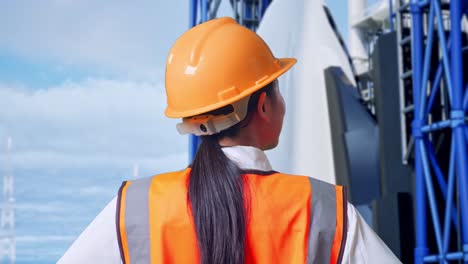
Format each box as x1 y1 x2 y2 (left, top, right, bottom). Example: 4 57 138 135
0 0 356 90
0 0 368 262
0 0 353 90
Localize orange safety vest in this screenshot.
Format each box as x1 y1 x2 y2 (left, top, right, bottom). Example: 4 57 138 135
116 168 348 264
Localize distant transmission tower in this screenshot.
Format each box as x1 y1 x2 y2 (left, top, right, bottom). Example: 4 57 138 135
0 137 15 264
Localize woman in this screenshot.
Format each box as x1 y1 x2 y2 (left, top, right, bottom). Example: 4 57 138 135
59 17 400 264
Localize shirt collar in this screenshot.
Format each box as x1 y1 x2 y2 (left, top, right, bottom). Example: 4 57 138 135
221 145 273 171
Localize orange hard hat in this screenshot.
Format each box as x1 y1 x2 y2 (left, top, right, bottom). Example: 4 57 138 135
164 17 296 119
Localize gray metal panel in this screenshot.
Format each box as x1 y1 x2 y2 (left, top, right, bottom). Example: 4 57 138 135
371 31 414 264
325 67 352 199
325 67 381 205
372 31 413 195
344 127 380 204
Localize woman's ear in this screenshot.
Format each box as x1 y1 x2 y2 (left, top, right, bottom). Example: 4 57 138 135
256 92 269 121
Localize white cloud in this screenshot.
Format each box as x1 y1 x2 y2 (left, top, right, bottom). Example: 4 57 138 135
78 185 111 196
12 203 66 213
17 235 75 243
0 79 188 172
9 150 187 172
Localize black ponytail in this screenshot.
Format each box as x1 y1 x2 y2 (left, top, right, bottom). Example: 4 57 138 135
189 136 246 263
188 81 276 264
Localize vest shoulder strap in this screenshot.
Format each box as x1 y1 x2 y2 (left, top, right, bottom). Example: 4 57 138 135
305 176 348 264
116 168 191 264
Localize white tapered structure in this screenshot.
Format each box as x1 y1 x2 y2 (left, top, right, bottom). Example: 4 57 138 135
257 0 355 184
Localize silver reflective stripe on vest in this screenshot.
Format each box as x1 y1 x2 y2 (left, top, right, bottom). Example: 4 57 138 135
306 177 337 264
124 177 153 264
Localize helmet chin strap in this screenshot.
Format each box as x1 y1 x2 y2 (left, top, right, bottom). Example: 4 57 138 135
176 95 251 136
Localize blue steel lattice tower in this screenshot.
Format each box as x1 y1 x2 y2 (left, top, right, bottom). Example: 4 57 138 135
396 0 468 262
0 137 15 264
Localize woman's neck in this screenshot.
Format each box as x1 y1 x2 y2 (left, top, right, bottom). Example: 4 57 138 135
218 131 264 150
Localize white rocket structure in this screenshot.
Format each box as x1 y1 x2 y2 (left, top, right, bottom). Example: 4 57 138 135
256 0 392 184
0 137 15 264
257 0 355 184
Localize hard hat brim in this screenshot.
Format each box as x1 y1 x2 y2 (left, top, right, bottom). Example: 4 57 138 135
165 57 297 118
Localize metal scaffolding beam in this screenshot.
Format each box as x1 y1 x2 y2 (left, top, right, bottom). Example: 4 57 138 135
397 0 468 262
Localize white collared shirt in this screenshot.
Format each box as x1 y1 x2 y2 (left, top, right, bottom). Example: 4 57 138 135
58 146 401 264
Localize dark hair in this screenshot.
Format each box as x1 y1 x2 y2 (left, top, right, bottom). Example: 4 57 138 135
189 81 275 264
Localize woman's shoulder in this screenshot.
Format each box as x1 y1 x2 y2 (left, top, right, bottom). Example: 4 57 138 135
123 167 191 186
266 173 345 201
272 172 340 187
